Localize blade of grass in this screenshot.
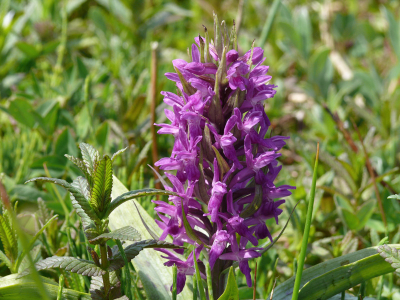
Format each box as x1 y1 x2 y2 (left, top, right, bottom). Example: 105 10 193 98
116 239 133 300
259 0 280 47
205 260 214 300
0 180 51 300
266 257 279 298
193 249 207 300
15 214 58 271
291 142 319 300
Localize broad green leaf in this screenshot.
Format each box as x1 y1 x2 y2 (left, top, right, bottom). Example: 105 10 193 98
105 188 176 218
0 274 91 300
356 200 376 229
298 253 394 299
26 177 99 225
55 128 78 158
16 42 40 59
108 176 192 300
341 208 359 230
272 245 400 300
89 226 141 244
7 99 37 128
18 256 105 277
79 143 100 176
218 267 239 300
90 155 113 216
377 244 400 274
108 239 182 272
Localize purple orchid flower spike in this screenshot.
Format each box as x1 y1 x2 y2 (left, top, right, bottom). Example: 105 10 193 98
152 15 295 297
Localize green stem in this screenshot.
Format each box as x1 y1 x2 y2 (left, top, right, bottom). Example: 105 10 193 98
57 274 64 300
100 244 110 297
205 261 214 300
292 143 319 300
116 240 133 299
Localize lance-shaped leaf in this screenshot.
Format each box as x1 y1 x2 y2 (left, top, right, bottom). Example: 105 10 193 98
377 244 400 274
213 12 222 58
240 185 263 218
105 188 177 218
18 256 105 277
80 143 100 176
218 267 239 300
89 226 141 244
108 239 183 272
174 67 196 95
26 177 100 225
181 201 209 248
216 46 228 86
111 147 128 162
212 146 230 180
90 155 113 217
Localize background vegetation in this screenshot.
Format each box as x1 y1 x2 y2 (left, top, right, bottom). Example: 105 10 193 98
0 0 400 298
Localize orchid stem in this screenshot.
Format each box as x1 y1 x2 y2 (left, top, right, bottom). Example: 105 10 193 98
292 143 319 300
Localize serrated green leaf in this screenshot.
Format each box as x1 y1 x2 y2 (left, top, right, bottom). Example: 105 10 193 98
0 249 13 271
108 239 183 272
89 226 141 244
218 267 239 300
18 256 105 277
79 143 100 176
26 177 100 225
90 156 113 217
111 147 128 162
65 155 91 181
377 244 400 274
0 213 17 262
105 188 176 218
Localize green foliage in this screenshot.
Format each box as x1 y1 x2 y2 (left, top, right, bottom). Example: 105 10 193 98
217 267 239 300
19 256 105 277
89 226 141 244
